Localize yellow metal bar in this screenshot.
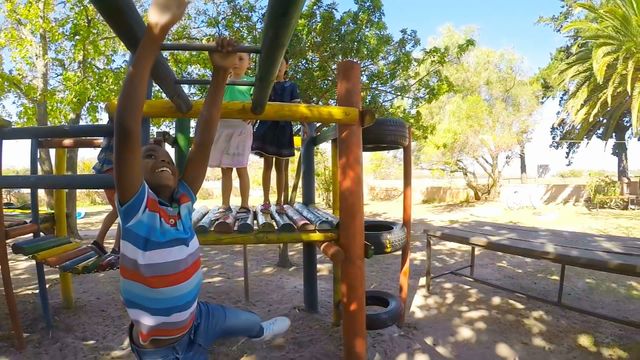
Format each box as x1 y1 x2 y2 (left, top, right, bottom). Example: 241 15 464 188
54 149 74 309
32 242 80 262
198 231 337 245
105 100 360 124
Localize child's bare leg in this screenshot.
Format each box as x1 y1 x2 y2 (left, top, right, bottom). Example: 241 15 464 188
275 158 286 205
283 159 290 204
221 168 233 208
236 167 250 208
262 156 274 205
113 223 121 253
95 208 118 246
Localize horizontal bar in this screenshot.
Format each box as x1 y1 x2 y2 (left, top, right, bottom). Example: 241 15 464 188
177 79 255 86
91 0 192 113
198 231 337 245
161 43 261 54
0 175 113 189
431 265 472 280
5 223 40 240
0 125 112 140
451 271 640 329
105 100 360 124
314 125 337 145
39 138 103 149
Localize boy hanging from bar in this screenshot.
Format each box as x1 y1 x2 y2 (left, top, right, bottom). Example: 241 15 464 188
113 0 290 357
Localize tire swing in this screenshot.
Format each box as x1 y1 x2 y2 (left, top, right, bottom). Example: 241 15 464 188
362 220 407 330
362 118 409 152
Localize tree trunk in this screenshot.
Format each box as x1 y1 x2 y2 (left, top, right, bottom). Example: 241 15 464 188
36 6 54 209
65 113 82 239
458 164 482 201
519 143 527 184
613 124 630 195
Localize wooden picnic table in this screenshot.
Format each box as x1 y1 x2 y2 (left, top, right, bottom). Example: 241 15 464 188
424 221 640 328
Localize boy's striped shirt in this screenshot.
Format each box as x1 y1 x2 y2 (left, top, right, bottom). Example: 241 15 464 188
117 181 201 344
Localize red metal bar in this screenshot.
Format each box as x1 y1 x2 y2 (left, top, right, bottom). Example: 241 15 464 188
283 205 314 231
38 138 103 149
319 241 344 264
5 223 39 240
337 60 366 360
398 128 412 326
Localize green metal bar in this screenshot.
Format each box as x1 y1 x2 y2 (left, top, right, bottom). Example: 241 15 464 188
175 118 191 175
198 231 336 245
251 0 306 115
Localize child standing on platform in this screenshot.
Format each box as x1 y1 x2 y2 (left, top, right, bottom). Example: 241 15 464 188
252 57 307 213
113 1 290 357
208 52 254 218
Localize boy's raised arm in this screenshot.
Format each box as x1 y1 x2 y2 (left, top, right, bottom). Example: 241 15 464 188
114 0 187 204
182 39 237 195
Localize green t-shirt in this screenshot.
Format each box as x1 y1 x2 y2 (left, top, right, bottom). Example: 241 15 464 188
223 75 254 102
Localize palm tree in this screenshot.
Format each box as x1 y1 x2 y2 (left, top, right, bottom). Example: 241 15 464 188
553 0 640 188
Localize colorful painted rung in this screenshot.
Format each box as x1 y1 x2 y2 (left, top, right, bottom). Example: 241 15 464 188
59 252 97 273
309 206 339 228
12 236 70 256
192 206 210 227
71 255 103 274
256 208 276 232
271 207 296 232
32 242 81 262
293 203 333 230
44 246 93 267
284 205 314 232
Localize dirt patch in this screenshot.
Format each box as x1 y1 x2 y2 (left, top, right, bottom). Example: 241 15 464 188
0 198 638 359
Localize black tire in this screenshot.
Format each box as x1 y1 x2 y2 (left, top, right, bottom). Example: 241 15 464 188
362 118 409 152
366 290 402 330
364 220 406 255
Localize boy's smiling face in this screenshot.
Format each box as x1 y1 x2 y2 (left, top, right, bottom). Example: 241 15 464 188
142 144 178 196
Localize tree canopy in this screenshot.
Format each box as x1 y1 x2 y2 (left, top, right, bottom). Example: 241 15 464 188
418 27 541 199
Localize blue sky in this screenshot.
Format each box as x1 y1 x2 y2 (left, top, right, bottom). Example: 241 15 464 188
337 0 565 72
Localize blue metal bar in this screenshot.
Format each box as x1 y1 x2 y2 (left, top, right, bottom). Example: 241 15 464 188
301 122 318 313
30 140 53 331
0 174 113 189
0 124 112 140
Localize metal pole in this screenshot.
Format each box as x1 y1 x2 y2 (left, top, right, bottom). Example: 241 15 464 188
337 60 366 360
31 140 53 332
301 122 318 313
55 148 74 309
470 247 476 277
0 174 113 189
558 264 566 303
174 118 190 175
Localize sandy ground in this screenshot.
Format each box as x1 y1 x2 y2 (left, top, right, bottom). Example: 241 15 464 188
0 197 639 359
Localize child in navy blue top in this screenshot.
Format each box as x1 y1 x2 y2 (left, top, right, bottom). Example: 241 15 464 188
252 57 308 213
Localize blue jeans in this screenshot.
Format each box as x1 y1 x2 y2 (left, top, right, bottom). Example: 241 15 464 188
130 301 263 359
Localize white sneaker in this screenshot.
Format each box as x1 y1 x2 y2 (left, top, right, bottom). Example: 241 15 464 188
252 316 291 341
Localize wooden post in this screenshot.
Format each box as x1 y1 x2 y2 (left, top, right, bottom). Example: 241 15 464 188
337 60 366 360
398 128 412 326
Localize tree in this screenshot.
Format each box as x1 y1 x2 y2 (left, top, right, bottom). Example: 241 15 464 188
540 0 640 188
418 27 541 200
0 0 125 237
